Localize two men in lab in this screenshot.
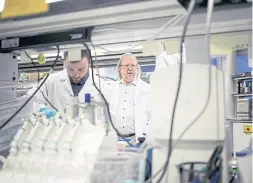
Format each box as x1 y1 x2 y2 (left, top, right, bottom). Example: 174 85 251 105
105 53 150 143
31 51 150 143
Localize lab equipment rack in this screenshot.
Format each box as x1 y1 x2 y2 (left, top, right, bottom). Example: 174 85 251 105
225 50 252 183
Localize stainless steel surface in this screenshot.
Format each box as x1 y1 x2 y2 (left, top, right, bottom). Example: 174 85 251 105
0 53 19 157
0 53 33 158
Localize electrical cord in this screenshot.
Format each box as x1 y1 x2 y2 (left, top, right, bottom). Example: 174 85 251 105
147 0 215 181
170 0 215 151
0 46 60 130
88 42 134 144
83 42 152 179
235 137 252 157
155 0 197 182
95 14 184 53
90 42 101 90
82 43 134 147
39 90 58 112
145 156 152 180
93 26 177 32
24 51 59 112
24 51 40 86
229 175 235 183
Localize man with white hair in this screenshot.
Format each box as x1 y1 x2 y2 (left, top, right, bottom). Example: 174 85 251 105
105 53 150 143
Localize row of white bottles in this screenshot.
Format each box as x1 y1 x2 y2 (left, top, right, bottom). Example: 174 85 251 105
0 112 107 183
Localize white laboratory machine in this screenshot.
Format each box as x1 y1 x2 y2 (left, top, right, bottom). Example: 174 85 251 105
148 64 228 183
232 122 252 183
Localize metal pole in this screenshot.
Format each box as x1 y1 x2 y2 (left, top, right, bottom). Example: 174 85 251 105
223 51 237 183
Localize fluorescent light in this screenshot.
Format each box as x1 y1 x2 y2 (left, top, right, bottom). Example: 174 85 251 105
45 0 65 3
0 0 5 13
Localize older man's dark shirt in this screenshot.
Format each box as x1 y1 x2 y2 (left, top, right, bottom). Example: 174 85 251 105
70 73 89 96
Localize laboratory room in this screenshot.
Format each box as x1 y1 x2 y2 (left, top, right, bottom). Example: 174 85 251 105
0 0 252 183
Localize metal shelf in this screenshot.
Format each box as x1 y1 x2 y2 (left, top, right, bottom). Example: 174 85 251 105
233 93 252 97
233 76 252 80
17 88 32 93
226 118 253 123
237 98 251 102
17 81 37 86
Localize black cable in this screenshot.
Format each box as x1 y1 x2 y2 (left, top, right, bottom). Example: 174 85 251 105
155 0 196 182
83 43 134 147
0 47 60 130
229 175 235 183
145 156 152 180
24 51 58 112
24 51 40 86
40 90 58 112
85 42 152 179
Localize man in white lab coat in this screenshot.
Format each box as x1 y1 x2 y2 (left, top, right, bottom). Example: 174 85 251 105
31 50 104 116
105 53 150 143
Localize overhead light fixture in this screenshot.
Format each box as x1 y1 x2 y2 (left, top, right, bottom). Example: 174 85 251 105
45 0 65 3
0 0 5 13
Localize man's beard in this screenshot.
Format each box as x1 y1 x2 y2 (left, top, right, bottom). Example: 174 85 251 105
70 77 81 84
69 72 89 84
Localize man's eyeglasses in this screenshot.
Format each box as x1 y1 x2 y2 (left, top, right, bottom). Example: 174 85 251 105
120 64 137 68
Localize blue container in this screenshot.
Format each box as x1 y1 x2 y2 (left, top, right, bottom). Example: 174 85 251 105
85 93 91 103
125 143 152 181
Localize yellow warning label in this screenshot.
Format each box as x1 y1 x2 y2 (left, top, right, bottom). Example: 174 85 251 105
1 0 48 19
243 125 252 135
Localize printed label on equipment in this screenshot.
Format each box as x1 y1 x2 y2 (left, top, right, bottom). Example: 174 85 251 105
243 125 252 135
69 34 83 40
1 38 19 49
118 138 132 152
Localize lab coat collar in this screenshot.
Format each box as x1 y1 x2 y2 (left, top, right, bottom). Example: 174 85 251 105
59 69 95 96
59 69 73 96
60 69 91 84
59 69 69 81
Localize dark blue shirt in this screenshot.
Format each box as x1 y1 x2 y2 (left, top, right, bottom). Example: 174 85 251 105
70 73 89 96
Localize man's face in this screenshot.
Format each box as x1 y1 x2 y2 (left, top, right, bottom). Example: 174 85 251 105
65 57 89 83
119 56 138 83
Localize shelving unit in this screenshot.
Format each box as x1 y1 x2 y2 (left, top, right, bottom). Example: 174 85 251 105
227 51 252 183
233 93 252 97
233 76 252 80
232 75 252 120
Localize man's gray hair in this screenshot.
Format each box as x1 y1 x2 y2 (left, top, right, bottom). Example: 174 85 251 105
116 52 141 79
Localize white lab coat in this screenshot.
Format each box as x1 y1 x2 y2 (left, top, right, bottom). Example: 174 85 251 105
104 78 150 142
31 69 106 114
